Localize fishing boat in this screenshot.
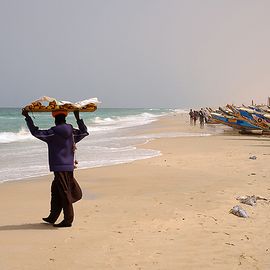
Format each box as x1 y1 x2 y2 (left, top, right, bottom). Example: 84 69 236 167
210 112 260 131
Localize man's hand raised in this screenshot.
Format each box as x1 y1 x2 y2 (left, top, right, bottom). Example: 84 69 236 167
73 110 80 121
22 108 29 118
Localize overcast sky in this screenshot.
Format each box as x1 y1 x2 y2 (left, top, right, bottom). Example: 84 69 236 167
0 0 270 108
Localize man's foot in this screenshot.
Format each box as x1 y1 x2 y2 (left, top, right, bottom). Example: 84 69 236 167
53 220 72 228
42 217 56 224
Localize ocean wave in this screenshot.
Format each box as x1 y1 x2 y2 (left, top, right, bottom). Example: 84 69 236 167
88 112 164 133
0 116 19 119
0 112 165 143
172 108 189 114
0 128 34 143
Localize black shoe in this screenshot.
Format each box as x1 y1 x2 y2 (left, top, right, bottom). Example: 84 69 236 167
53 220 72 228
42 217 56 224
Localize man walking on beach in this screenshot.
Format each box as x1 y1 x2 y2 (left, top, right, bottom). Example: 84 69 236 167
199 108 205 128
189 109 194 125
22 109 89 227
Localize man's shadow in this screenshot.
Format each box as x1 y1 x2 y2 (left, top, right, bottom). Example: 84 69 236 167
0 223 57 231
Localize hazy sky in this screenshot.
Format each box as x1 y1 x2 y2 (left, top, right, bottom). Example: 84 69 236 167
0 0 270 108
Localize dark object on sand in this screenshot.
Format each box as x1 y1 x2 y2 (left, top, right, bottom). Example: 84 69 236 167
236 195 268 206
236 195 257 206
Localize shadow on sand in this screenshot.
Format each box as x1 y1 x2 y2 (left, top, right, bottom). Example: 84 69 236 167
0 223 56 231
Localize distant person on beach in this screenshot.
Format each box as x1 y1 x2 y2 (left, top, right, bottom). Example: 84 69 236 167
22 109 89 228
193 110 198 125
189 109 194 125
199 109 205 128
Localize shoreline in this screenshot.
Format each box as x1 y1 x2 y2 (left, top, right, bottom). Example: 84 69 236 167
0 108 171 183
0 112 205 184
1 114 270 269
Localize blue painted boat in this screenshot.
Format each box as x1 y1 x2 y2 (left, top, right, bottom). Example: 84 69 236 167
211 113 260 130
238 108 270 131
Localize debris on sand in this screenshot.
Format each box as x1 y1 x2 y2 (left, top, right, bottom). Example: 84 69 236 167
229 205 248 218
256 196 268 201
236 195 257 206
236 195 268 206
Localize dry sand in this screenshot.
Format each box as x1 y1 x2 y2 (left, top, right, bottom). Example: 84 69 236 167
1 114 270 269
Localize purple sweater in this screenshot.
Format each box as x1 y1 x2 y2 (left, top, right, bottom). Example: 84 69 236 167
25 116 89 172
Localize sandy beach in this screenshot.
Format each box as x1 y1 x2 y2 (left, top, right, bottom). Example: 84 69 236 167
1 113 270 270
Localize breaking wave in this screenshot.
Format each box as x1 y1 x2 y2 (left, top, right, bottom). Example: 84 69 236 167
0 128 34 144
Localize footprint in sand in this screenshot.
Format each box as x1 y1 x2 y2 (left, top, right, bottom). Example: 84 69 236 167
238 253 258 267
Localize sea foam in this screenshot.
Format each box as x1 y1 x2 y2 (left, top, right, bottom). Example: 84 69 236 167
0 128 34 144
88 112 163 133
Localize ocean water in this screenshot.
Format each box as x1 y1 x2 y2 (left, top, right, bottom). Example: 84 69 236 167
0 108 210 183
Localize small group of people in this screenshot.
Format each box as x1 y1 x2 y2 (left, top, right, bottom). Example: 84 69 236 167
189 108 206 128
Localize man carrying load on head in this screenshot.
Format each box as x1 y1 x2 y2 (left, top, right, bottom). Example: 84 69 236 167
22 109 89 227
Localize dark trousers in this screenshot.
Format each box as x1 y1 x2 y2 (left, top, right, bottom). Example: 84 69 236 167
48 172 82 224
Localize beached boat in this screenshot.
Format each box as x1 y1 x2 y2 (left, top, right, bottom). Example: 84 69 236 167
198 102 270 134
238 108 270 131
210 112 260 131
